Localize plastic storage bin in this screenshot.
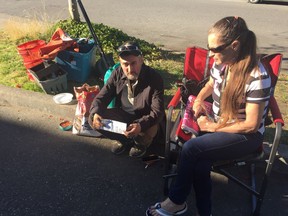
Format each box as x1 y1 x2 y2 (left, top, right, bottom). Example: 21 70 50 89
28 62 68 94
55 40 97 83
17 40 46 81
17 40 46 62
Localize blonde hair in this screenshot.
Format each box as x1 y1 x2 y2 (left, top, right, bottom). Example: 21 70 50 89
209 16 259 127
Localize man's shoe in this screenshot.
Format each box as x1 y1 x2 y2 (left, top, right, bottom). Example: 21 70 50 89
129 144 147 158
111 140 126 155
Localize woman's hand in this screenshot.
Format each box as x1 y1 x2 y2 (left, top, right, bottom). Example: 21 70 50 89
197 116 216 132
192 100 204 117
192 78 214 117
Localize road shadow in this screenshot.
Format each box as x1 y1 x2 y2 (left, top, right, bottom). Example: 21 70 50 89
0 115 287 216
0 117 164 215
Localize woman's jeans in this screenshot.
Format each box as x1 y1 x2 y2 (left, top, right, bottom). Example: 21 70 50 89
168 131 263 216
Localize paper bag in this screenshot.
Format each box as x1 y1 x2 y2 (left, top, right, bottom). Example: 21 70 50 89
72 83 102 137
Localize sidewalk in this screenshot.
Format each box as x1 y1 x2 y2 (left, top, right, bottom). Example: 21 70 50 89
0 84 76 118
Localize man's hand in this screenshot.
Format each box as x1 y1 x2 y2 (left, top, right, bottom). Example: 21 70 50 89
92 113 103 129
124 123 141 138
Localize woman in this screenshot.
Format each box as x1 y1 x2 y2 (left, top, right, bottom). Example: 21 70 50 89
146 16 271 216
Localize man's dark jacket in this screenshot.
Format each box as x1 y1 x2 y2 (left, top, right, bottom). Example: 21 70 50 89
89 64 165 132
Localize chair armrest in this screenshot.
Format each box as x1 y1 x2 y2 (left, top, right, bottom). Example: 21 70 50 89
167 88 181 109
166 88 182 143
269 96 285 126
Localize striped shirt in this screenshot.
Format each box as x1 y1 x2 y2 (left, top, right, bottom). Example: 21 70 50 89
210 62 271 134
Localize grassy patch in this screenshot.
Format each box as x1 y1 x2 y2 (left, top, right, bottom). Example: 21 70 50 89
3 18 52 43
0 32 42 91
0 18 287 145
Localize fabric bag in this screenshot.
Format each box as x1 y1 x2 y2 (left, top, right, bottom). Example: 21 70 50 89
72 83 102 137
181 95 213 137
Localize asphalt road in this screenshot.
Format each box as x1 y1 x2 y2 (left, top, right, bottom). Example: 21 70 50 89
1 100 288 215
0 85 288 215
0 0 287 72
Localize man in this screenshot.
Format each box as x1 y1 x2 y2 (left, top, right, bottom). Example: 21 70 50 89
89 41 165 158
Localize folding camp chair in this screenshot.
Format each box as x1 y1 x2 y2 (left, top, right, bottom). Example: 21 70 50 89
163 47 284 216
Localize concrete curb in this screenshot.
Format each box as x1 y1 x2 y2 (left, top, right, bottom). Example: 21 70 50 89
0 84 76 118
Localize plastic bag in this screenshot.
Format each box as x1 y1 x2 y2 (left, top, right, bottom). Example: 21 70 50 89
39 28 79 60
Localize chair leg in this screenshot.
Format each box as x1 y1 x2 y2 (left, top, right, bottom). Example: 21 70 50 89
250 162 271 216
163 177 169 196
251 164 257 212
252 122 283 215
250 163 262 216
252 176 268 216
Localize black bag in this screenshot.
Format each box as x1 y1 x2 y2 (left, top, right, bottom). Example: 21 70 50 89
180 77 212 104
180 50 213 104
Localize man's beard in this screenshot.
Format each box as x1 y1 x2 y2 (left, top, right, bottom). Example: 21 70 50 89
127 74 138 81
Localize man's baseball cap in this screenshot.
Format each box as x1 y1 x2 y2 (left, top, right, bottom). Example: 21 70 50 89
117 41 142 57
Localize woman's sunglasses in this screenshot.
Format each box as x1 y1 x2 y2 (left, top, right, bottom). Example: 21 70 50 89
207 40 233 53
207 35 240 53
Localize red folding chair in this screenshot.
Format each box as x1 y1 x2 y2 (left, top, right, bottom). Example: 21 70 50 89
163 46 213 203
165 46 213 151
163 47 284 216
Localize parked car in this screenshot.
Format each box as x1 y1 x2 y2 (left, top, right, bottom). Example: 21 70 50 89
249 0 288 3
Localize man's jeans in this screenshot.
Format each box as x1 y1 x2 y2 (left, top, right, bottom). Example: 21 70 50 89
90 108 158 147
168 131 263 216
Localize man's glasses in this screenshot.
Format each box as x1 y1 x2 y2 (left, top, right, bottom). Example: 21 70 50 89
117 45 140 52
